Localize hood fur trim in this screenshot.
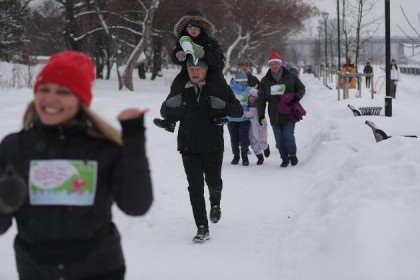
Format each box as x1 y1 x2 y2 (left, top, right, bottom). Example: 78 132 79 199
174 15 214 37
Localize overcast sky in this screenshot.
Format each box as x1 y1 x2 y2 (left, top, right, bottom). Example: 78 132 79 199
301 0 420 38
29 0 420 38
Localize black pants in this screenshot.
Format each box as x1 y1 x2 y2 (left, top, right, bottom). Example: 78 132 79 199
227 121 250 155
365 76 371 88
20 267 125 280
390 80 397 98
181 152 223 228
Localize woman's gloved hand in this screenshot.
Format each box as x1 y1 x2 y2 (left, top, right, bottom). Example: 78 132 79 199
0 166 27 214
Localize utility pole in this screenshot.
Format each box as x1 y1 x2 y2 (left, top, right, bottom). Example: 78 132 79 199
337 0 341 70
385 0 392 116
322 12 329 67
317 26 322 67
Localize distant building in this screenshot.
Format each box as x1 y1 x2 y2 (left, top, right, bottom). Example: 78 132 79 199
285 36 409 66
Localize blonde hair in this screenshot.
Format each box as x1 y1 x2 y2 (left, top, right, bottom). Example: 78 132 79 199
23 101 122 145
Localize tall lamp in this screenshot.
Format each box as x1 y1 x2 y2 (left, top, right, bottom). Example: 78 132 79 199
317 26 322 67
322 12 329 67
337 0 341 70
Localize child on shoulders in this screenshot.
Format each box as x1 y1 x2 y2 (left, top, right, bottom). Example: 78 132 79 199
154 10 226 132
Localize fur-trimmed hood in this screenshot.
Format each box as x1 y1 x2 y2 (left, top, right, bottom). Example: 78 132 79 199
174 10 214 37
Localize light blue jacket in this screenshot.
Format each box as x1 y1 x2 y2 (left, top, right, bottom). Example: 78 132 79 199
228 80 251 122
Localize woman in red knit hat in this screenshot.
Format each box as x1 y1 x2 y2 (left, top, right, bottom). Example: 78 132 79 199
0 50 153 280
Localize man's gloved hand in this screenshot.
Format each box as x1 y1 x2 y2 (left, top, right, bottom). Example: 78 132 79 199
292 94 300 102
175 51 186 62
0 166 27 214
165 94 183 108
209 96 226 109
213 117 228 126
194 49 205 59
258 115 266 125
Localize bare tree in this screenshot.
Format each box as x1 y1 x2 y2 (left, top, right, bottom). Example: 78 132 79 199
120 0 160 90
396 5 420 49
212 0 315 73
0 0 32 61
352 0 381 68
340 0 380 69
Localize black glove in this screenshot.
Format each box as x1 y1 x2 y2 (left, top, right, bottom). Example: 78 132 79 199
213 117 228 126
166 94 183 108
0 166 27 214
209 96 226 109
292 95 300 102
258 116 265 125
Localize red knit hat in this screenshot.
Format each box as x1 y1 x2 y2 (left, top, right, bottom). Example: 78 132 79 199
346 57 352 64
267 53 282 65
34 51 95 106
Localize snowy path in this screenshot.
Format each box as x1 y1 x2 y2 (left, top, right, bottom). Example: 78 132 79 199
1 70 420 280
118 74 318 280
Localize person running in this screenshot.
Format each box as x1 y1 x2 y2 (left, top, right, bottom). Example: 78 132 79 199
227 71 252 166
243 87 269 165
161 57 242 243
238 60 260 87
258 52 306 167
0 51 153 280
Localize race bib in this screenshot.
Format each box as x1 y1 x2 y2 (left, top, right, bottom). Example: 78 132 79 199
235 93 248 105
29 160 98 206
270 84 286 95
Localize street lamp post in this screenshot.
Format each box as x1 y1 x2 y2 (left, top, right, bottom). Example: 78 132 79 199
337 0 341 70
385 0 392 116
317 26 322 67
322 12 329 67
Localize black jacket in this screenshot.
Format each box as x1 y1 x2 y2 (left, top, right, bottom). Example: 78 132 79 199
171 32 225 71
0 117 153 279
258 68 306 124
363 65 373 74
246 73 260 88
163 78 242 153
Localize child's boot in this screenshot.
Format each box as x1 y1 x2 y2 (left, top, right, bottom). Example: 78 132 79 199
153 118 175 133
264 145 270 157
256 154 264 165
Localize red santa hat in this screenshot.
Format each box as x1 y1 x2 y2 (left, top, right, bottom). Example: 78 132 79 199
34 51 96 106
267 53 282 66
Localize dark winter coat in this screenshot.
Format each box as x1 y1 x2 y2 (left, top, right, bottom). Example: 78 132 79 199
169 11 225 101
258 68 306 125
363 65 373 74
171 10 224 71
163 77 243 153
246 72 260 88
171 33 225 72
0 117 153 279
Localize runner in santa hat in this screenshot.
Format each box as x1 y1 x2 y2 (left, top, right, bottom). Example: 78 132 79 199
257 52 306 167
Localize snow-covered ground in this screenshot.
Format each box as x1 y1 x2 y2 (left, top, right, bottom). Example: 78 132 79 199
0 66 419 280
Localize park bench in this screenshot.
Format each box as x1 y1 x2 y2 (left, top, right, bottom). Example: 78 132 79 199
365 120 418 142
348 104 382 117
